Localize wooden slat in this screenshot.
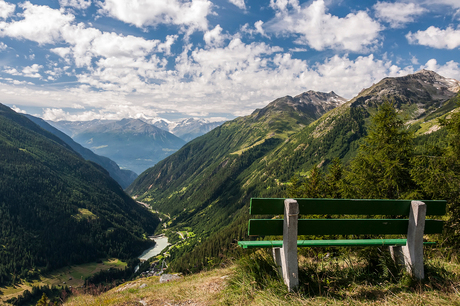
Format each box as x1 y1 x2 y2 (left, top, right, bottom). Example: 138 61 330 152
237 239 437 249
249 198 447 216
248 219 444 236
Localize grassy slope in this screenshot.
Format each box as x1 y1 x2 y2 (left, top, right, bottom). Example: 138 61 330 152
64 250 460 306
0 260 126 304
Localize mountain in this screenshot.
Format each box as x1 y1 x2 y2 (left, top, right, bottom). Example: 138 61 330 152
25 115 137 188
48 119 111 138
69 119 186 174
128 90 346 204
0 104 160 286
126 70 459 272
151 118 226 142
126 90 346 268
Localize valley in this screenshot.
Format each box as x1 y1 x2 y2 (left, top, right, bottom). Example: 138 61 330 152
2 69 460 305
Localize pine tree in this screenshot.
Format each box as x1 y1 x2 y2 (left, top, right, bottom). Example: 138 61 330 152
36 293 49 306
325 158 343 198
345 102 414 199
411 105 460 242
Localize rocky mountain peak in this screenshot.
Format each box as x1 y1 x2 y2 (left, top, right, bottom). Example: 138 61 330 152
349 70 460 118
413 69 460 93
294 90 347 107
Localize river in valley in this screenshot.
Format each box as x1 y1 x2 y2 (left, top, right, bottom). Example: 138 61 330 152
138 235 169 261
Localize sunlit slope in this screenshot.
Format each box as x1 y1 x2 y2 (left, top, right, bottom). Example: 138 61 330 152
127 70 459 272
127 91 345 233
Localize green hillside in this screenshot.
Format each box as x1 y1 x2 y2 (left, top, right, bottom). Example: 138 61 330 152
0 104 160 286
127 70 459 272
127 91 344 232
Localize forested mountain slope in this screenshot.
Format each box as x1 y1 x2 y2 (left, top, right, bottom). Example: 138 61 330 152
25 114 137 189
0 104 159 286
126 70 459 272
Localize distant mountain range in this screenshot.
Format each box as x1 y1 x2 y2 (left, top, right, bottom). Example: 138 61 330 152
50 119 186 174
126 69 460 272
0 103 159 286
150 118 226 142
48 117 224 174
25 115 138 188
49 117 225 142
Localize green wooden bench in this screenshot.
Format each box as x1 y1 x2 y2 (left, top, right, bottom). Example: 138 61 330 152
238 198 447 291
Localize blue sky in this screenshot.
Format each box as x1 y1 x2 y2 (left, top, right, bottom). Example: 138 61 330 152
0 0 459 122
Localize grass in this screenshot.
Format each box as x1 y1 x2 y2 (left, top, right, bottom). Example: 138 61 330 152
230 138 269 155
0 259 126 304
64 268 231 306
62 248 460 306
72 208 98 221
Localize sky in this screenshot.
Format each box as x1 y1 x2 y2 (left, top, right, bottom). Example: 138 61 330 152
0 0 459 122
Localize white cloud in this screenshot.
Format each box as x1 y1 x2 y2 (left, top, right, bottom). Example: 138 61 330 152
421 59 460 81
41 104 161 121
422 0 460 9
60 0 91 10
374 2 426 28
22 64 43 78
229 0 245 10
240 21 268 38
0 0 15 19
4 67 20 76
269 0 300 13
254 20 267 37
0 41 7 51
407 26 460 49
98 0 212 32
4 64 43 78
267 0 382 52
11 105 27 114
2 29 426 120
289 47 308 52
203 25 227 47
0 2 74 45
51 47 71 59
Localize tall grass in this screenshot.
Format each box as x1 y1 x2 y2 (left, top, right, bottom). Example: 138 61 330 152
225 247 460 305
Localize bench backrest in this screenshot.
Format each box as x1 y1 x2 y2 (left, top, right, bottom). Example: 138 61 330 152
248 198 447 237
250 198 447 216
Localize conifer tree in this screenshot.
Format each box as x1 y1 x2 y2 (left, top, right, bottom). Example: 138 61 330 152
325 158 343 198
411 105 460 242
345 102 414 199
36 293 49 306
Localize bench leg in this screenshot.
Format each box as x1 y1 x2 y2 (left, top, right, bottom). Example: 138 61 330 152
272 247 282 276
401 201 426 280
281 199 299 292
389 245 404 266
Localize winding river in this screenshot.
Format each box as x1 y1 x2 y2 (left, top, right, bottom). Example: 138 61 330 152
138 236 169 261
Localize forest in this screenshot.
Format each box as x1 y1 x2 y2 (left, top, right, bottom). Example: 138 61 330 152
0 103 160 287
164 98 460 273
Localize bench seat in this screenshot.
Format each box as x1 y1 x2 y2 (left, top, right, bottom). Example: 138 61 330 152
238 239 436 249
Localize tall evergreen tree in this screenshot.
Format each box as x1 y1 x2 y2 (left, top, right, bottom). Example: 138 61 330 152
345 102 414 199
325 158 344 199
35 293 49 306
411 106 460 242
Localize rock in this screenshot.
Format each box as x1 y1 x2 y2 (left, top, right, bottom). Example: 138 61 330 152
139 283 147 289
159 274 181 283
